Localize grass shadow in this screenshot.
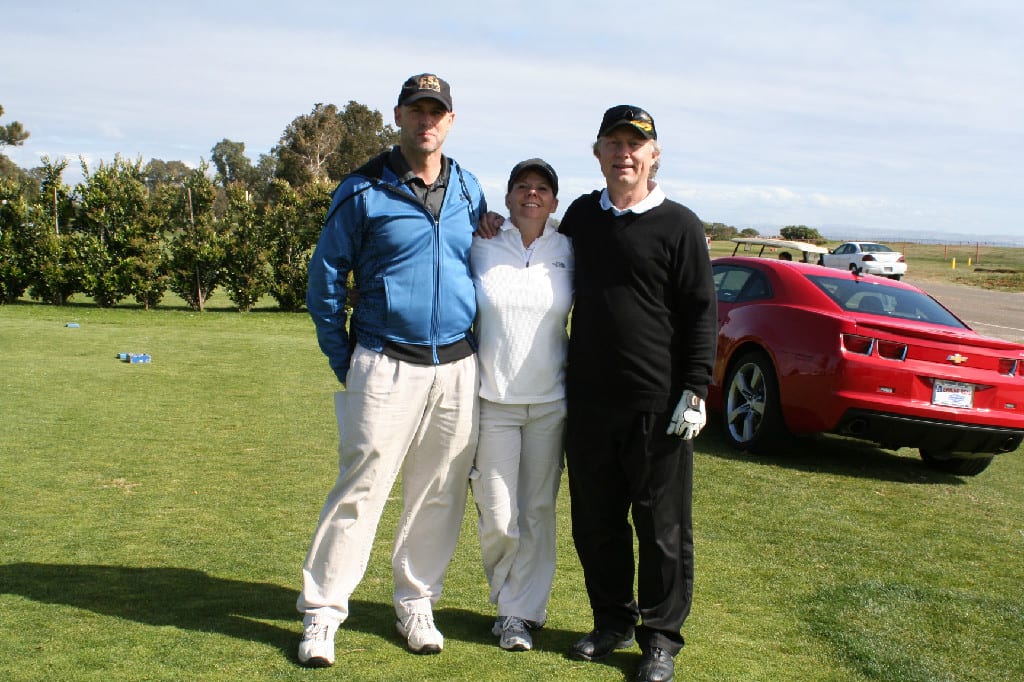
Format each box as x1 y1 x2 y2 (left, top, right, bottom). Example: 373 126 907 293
0 563 301 656
0 563 438 663
2 564 618 666
698 423 966 485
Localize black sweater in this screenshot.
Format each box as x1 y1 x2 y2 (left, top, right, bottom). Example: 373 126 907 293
560 190 717 412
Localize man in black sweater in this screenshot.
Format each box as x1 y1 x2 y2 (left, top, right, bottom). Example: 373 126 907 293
559 105 717 682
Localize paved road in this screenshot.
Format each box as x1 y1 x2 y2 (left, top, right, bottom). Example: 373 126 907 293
906 278 1024 343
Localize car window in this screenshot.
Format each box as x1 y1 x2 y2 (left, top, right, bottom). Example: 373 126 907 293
862 243 893 253
713 265 772 303
835 244 853 254
738 272 772 301
713 267 747 302
807 275 967 328
854 293 885 314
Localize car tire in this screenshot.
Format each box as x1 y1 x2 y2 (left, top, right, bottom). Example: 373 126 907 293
919 448 993 476
722 350 788 453
889 274 903 281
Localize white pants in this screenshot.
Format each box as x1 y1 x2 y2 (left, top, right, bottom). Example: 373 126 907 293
471 398 565 623
297 345 479 625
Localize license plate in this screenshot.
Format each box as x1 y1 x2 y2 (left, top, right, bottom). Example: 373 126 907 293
883 266 893 272
933 379 974 408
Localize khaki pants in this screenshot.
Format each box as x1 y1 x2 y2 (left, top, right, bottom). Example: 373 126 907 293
297 345 479 625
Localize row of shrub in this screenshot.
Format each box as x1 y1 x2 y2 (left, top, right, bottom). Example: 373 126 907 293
1 156 335 311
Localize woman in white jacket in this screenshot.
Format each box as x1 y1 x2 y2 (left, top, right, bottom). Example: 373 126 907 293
470 158 574 652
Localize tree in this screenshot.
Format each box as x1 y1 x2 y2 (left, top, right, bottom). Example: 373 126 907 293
211 139 256 188
264 179 331 311
247 152 280 207
220 184 271 312
274 103 343 187
0 105 30 149
76 156 152 307
780 225 824 243
129 201 170 310
21 158 88 305
29 231 102 305
0 154 32 186
35 156 74 236
0 178 38 303
739 227 760 238
165 163 224 311
325 101 399 181
1 98 404 309
131 159 194 309
142 158 192 192
273 101 398 187
704 222 739 241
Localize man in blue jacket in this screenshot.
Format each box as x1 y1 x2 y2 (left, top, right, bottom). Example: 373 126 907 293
297 73 488 667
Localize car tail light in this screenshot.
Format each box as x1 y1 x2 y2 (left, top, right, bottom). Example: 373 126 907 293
842 334 874 355
876 340 908 361
897 255 906 263
861 254 877 262
998 358 1020 376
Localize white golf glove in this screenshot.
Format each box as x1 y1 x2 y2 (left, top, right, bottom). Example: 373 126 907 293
667 389 706 440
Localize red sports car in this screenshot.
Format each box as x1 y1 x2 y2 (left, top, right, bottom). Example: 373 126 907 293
708 256 1024 475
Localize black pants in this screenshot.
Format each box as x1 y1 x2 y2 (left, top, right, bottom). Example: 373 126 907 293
565 401 694 656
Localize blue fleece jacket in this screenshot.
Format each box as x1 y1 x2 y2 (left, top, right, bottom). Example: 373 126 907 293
306 150 487 383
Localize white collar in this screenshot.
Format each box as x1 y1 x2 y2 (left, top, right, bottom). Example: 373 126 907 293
501 216 559 237
599 182 666 216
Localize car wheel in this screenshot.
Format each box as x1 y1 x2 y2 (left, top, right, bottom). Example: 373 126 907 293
722 350 787 452
919 448 993 476
889 274 903 281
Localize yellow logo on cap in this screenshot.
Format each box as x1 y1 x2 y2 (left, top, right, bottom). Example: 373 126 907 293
418 75 442 92
632 119 653 134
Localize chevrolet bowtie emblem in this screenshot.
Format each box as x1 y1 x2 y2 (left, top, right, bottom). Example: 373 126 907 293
947 353 968 365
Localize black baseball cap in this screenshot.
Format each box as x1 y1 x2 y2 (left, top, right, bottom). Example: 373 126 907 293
397 73 453 111
597 104 657 140
507 158 558 196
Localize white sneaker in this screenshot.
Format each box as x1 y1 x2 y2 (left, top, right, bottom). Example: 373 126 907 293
492 615 533 651
524 617 546 630
297 621 337 667
396 613 443 654
495 616 547 630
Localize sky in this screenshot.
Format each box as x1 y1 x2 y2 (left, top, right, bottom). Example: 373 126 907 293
3 1 1022 243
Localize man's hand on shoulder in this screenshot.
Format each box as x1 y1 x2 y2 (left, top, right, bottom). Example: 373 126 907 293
475 211 505 239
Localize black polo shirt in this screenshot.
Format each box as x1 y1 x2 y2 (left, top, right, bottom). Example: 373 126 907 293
388 146 449 221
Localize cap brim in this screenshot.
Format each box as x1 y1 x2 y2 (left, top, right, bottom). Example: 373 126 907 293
508 162 558 195
400 92 452 110
599 120 655 139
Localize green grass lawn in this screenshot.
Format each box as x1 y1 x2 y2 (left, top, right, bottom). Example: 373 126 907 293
2 299 1022 681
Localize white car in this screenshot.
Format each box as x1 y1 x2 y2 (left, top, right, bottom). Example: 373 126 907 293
820 241 907 280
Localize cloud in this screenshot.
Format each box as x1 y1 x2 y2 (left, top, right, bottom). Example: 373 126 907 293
3 1 1021 239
